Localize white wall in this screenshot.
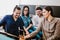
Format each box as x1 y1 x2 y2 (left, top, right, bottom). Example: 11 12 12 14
0 0 60 18
20 0 60 6
0 0 19 18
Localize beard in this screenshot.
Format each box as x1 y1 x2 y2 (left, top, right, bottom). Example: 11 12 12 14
15 15 19 18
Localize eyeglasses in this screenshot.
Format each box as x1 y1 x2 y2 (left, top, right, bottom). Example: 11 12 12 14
24 10 28 11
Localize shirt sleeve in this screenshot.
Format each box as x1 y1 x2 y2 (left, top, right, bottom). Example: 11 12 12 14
29 17 32 24
29 21 42 38
30 20 32 24
0 15 7 26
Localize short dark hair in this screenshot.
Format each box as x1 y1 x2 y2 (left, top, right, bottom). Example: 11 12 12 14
36 7 42 10
22 6 29 17
44 6 53 16
13 5 21 12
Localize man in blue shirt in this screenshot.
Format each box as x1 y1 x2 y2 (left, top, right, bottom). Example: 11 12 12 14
0 5 24 40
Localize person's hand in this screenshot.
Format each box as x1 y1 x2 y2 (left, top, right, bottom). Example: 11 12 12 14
19 35 25 40
24 35 30 39
24 27 29 35
24 27 28 31
25 31 29 35
25 29 29 35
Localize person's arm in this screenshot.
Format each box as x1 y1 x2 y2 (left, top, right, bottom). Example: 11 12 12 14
19 17 24 35
19 17 25 40
0 15 7 26
26 20 33 30
24 22 42 39
24 27 29 35
26 24 33 31
25 20 33 35
47 20 60 40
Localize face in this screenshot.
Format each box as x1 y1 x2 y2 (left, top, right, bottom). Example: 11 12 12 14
42 9 50 18
13 9 21 18
24 7 28 16
36 10 42 16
